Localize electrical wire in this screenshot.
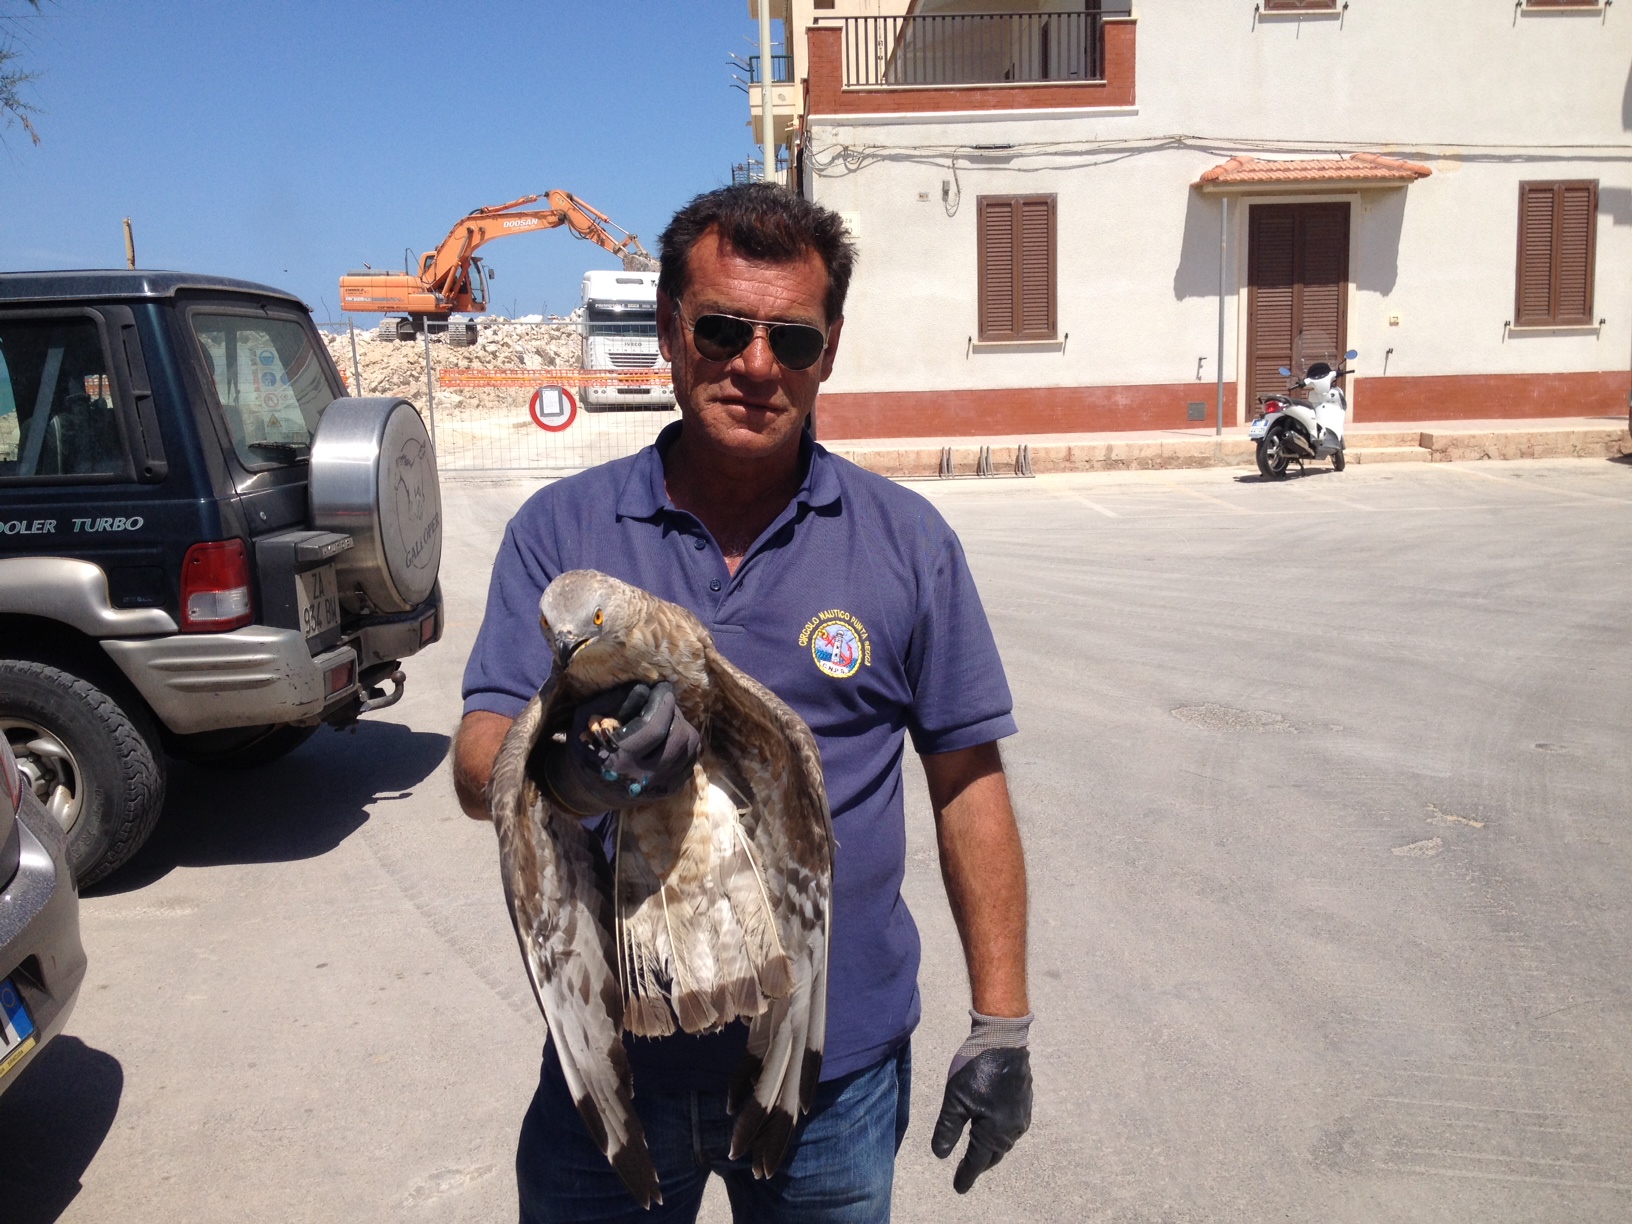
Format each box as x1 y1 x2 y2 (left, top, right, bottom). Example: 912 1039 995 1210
806 131 1632 181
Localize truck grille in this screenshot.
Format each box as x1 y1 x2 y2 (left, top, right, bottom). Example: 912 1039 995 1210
608 352 660 369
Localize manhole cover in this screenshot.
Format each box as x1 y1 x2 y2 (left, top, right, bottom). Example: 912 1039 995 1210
1171 704 1296 733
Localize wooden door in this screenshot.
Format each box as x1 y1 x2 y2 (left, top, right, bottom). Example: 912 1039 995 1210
1247 202 1350 404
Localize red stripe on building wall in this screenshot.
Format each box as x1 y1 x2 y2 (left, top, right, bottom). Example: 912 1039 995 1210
1358 371 1629 422
816 382 1237 439
813 371 1630 441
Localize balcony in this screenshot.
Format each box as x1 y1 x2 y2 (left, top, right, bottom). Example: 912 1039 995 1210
807 9 1136 116
747 54 794 85
842 11 1110 88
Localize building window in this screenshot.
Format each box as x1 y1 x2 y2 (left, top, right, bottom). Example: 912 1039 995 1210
1523 0 1600 8
1261 0 1339 11
977 195 1056 341
1515 181 1597 327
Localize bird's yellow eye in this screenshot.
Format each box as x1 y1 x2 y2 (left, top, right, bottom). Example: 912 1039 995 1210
593 608 603 626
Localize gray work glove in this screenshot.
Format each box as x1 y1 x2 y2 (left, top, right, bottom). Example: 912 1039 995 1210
931 1011 1034 1194
540 681 700 815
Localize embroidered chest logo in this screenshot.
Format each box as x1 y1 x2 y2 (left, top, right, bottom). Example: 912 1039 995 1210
799 609 871 679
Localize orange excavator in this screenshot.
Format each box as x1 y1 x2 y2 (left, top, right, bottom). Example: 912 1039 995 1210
339 191 658 345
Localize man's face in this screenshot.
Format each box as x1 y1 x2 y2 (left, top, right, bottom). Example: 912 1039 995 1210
657 229 843 464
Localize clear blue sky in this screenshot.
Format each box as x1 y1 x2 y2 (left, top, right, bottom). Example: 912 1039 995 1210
0 0 776 321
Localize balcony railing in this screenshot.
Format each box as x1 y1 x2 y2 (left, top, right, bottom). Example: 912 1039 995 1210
840 10 1120 89
747 54 794 85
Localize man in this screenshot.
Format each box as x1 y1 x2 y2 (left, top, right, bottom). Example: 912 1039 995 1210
453 183 1032 1223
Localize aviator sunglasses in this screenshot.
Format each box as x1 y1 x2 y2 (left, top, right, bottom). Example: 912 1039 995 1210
681 308 829 371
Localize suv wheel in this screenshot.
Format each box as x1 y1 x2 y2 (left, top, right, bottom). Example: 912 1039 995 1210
0 660 166 887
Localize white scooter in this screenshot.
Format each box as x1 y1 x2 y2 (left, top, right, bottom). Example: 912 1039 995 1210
1249 341 1358 480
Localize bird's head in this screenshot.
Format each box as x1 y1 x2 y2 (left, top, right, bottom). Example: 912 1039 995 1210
538 570 637 672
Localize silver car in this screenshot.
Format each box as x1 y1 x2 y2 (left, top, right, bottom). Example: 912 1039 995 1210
0 733 86 1094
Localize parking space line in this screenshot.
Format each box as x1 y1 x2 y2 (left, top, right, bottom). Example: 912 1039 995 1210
1301 486 1377 512
1435 463 1632 506
1058 490 1120 518
1158 479 1256 514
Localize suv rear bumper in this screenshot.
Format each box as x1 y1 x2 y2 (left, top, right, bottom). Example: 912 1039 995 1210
0 798 86 1096
100 589 440 735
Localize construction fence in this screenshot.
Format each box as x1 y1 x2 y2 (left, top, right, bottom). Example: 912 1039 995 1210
424 368 677 474
323 322 675 477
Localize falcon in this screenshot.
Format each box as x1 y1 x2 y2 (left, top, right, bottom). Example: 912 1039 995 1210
487 569 834 1207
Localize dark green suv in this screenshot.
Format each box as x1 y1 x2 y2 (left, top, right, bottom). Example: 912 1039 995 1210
0 271 444 886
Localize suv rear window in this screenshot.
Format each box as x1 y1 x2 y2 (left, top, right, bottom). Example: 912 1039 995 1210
0 316 126 482
190 312 336 468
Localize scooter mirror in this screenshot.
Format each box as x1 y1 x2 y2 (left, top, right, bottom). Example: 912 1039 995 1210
1278 366 1292 377
1345 349 1358 360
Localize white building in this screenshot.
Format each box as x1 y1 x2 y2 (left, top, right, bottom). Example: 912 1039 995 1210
776 0 1631 439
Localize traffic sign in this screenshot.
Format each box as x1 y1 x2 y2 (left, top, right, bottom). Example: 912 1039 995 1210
528 385 578 432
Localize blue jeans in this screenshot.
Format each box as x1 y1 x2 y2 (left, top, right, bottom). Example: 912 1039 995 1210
517 1042 912 1223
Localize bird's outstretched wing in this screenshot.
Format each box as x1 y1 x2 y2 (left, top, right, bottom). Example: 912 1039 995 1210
703 648 835 1179
488 685 662 1207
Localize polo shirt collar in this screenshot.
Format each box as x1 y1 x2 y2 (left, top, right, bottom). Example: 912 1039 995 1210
615 420 841 522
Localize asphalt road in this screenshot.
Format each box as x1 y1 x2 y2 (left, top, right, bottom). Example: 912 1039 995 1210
3 456 1630 1223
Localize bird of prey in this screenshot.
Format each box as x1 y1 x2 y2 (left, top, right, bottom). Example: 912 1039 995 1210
487 569 834 1207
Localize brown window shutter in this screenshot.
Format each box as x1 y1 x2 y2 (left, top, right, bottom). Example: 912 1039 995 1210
977 195 1056 341
1261 0 1338 10
1018 197 1056 338
1515 181 1597 326
1298 203 1349 352
1555 182 1596 325
1516 184 1557 326
1248 206 1297 402
978 197 1017 341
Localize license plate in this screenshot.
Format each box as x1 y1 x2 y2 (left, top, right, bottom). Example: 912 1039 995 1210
1248 420 1268 440
0 977 36 1079
296 564 341 641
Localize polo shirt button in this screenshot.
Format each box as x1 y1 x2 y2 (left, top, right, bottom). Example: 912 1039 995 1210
709 579 722 592
693 538 706 550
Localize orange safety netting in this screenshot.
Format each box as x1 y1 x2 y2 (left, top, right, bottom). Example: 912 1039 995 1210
436 367 673 388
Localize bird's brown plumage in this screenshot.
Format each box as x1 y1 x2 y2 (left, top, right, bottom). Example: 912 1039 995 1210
488 570 834 1205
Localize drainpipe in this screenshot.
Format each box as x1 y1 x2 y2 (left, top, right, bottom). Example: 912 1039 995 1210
1216 196 1228 436
759 0 776 183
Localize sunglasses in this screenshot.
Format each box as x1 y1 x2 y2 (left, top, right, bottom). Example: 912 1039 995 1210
682 309 829 371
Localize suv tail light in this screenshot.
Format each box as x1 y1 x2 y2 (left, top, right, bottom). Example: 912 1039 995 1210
180 540 253 631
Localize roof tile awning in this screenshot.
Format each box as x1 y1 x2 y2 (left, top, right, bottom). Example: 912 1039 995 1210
1195 152 1432 193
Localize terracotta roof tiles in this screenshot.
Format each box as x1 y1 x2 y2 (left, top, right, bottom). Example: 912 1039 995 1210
1196 152 1433 187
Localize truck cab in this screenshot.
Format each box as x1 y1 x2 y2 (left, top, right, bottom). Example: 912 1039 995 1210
579 270 673 410
0 271 443 886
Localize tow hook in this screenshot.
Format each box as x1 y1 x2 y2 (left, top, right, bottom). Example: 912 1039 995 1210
358 669 406 714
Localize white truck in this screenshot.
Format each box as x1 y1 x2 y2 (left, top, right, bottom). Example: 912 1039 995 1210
579 269 673 410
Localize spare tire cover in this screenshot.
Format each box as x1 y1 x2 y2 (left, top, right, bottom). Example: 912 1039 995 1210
309 397 442 614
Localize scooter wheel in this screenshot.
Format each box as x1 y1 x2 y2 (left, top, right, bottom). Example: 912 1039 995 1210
1332 446 1346 472
1256 433 1291 480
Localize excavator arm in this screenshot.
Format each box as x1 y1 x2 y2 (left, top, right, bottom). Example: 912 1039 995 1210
419 191 656 301
339 190 657 334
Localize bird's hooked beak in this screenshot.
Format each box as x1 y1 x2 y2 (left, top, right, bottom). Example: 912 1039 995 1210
544 617 589 669
554 634 588 668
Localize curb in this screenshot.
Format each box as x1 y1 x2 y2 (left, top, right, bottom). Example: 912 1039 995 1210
827 426 1632 479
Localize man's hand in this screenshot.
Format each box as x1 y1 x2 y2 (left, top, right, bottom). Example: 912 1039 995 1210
921 742 1032 1190
454 684 700 822
931 1012 1034 1193
541 681 701 815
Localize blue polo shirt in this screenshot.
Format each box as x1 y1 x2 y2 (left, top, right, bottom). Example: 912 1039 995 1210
463 423 1016 1086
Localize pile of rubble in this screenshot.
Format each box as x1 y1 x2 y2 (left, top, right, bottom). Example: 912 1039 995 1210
320 317 584 419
